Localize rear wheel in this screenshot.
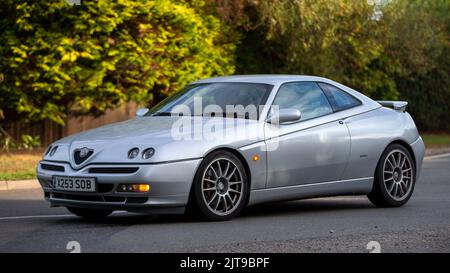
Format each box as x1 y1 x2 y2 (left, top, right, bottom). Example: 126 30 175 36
66 207 113 220
190 151 249 221
368 144 416 207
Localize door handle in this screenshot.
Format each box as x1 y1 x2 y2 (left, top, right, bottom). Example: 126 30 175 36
338 120 344 125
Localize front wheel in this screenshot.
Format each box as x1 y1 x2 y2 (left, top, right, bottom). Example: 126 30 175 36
190 151 249 221
66 207 113 220
368 144 416 207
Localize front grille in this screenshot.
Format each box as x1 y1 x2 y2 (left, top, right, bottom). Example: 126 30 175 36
41 163 65 172
88 167 139 174
74 149 93 164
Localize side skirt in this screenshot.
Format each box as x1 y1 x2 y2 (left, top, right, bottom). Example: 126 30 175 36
248 177 373 206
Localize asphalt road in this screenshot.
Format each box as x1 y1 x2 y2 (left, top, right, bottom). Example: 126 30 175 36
0 155 449 253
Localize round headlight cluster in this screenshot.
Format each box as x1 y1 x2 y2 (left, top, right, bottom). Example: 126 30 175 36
44 145 53 156
142 148 155 159
49 145 58 156
45 145 58 157
128 148 140 159
127 147 155 159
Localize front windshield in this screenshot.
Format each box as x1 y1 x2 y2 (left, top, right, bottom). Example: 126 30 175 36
147 83 273 120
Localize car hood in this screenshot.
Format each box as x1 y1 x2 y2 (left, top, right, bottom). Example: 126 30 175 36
44 116 264 169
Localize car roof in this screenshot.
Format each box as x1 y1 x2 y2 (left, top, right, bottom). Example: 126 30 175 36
192 75 332 85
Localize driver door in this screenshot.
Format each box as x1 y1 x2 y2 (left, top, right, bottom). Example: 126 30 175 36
264 82 351 188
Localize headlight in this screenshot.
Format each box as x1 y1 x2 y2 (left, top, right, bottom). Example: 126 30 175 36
142 148 155 159
44 145 53 156
128 148 140 159
49 145 58 156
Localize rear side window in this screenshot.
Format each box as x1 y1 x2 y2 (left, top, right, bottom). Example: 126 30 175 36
318 82 361 112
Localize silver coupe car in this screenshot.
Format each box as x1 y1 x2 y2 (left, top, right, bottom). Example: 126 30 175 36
37 75 425 221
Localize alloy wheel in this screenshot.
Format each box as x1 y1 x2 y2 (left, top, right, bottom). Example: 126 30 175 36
201 158 244 216
382 149 414 201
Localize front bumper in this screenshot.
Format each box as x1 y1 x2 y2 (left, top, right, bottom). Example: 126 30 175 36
37 159 201 213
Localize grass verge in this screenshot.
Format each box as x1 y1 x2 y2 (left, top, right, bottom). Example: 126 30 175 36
0 150 42 181
422 133 450 149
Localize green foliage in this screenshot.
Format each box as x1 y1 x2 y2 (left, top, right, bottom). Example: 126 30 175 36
0 0 448 133
214 0 399 99
209 0 449 131
382 0 450 132
0 135 15 152
20 134 41 150
0 0 236 124
0 133 40 152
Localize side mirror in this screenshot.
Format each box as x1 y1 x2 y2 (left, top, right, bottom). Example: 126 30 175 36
136 108 149 117
267 109 301 124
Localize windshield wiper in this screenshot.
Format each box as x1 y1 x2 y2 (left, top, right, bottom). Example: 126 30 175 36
151 112 173 116
200 112 251 119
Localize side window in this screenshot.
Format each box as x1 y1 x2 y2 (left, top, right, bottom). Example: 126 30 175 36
272 82 333 121
318 83 361 112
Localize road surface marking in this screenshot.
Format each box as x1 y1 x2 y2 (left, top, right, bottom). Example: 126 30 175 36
424 153 450 160
0 211 128 221
0 214 74 221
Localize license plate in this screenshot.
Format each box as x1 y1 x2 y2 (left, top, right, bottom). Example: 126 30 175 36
52 176 96 192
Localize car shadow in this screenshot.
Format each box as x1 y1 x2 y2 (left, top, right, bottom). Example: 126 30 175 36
49 196 376 225
241 197 375 218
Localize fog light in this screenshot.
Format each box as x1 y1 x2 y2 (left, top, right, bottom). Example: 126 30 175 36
118 184 150 193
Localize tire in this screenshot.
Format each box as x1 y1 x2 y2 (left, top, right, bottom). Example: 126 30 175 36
189 150 249 221
66 207 113 220
368 143 416 207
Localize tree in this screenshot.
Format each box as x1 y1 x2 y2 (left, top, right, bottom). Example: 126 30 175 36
0 0 236 125
381 0 450 132
208 0 398 99
208 0 449 131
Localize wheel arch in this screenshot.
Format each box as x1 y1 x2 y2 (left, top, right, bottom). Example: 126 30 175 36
374 139 417 183
385 139 416 168
187 147 252 206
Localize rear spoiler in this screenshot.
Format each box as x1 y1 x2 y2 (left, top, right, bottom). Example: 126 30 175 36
377 101 408 112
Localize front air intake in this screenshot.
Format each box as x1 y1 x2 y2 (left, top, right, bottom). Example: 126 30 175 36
41 163 65 172
88 167 139 174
